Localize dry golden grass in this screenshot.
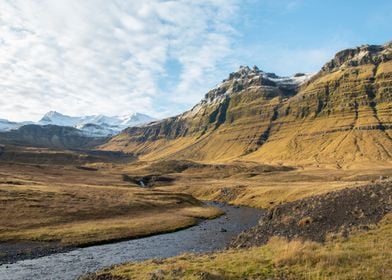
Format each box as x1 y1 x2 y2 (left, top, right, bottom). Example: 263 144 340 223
0 160 221 247
8 150 384 248
0 207 220 246
2 146 392 278
91 213 392 280
154 163 392 208
4 152 389 249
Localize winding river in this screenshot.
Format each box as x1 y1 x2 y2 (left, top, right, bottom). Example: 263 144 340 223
0 202 262 280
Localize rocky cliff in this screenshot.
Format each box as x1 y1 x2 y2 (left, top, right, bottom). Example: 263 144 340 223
101 42 392 165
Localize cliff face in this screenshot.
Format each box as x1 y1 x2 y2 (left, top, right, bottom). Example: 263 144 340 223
102 66 306 161
249 42 392 164
101 42 392 165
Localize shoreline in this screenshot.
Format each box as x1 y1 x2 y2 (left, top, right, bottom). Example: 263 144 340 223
0 201 225 265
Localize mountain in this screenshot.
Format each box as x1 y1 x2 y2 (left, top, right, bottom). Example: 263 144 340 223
0 112 154 149
101 42 392 165
0 119 32 132
0 112 155 138
38 112 155 137
39 111 81 126
0 124 107 149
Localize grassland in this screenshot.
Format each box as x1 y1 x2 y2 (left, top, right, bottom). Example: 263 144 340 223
2 153 391 248
80 160 392 280
88 213 392 280
131 160 392 209
2 145 392 278
0 150 221 250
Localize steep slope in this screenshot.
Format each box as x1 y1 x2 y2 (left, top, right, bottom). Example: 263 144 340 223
102 66 311 161
246 42 392 164
101 42 392 165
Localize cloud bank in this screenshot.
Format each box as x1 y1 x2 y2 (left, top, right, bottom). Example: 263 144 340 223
2 0 381 122
0 0 239 121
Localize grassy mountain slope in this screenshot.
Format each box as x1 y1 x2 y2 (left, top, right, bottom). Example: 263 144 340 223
101 42 392 165
247 44 392 165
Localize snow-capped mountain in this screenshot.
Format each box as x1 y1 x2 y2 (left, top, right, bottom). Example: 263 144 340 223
183 66 314 118
38 111 155 137
0 112 155 137
39 111 81 127
0 119 33 132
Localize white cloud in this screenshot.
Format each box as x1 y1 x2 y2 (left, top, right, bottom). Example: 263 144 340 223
0 0 239 121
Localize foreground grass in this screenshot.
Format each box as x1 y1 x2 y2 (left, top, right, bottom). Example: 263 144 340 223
0 205 221 246
90 214 392 280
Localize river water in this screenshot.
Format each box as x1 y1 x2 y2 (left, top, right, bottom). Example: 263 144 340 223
0 202 262 280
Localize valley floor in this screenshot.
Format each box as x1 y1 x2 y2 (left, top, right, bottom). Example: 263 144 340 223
0 151 221 264
80 160 392 280
1 145 392 279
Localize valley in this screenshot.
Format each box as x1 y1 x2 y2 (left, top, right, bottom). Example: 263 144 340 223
81 42 392 279
1 143 391 279
0 146 222 264
0 41 391 279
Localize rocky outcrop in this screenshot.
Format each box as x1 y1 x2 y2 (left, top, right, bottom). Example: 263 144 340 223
321 42 392 73
230 182 392 247
101 42 392 164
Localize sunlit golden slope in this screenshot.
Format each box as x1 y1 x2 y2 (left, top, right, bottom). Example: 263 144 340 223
101 42 392 165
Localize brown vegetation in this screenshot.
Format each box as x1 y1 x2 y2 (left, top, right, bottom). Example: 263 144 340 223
0 150 221 251
82 213 392 280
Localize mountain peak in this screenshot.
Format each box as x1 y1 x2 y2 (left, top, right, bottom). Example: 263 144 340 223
225 65 263 82
321 42 392 73
42 111 63 118
35 111 155 137
196 65 313 107
39 111 77 125
102 41 392 164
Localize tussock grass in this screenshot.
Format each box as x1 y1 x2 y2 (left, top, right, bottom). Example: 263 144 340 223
91 214 392 280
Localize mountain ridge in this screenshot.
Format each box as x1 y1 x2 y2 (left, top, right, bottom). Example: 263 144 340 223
0 111 156 137
39 111 155 137
101 42 392 166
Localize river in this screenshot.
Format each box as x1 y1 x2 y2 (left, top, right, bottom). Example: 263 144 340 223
0 202 262 280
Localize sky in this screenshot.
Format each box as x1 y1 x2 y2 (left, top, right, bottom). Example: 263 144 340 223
0 0 391 122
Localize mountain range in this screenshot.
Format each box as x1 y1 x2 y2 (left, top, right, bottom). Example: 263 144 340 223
101 42 392 166
0 112 155 137
38 111 155 137
0 42 390 163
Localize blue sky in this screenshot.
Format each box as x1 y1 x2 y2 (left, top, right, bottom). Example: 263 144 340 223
236 0 392 75
0 0 391 121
